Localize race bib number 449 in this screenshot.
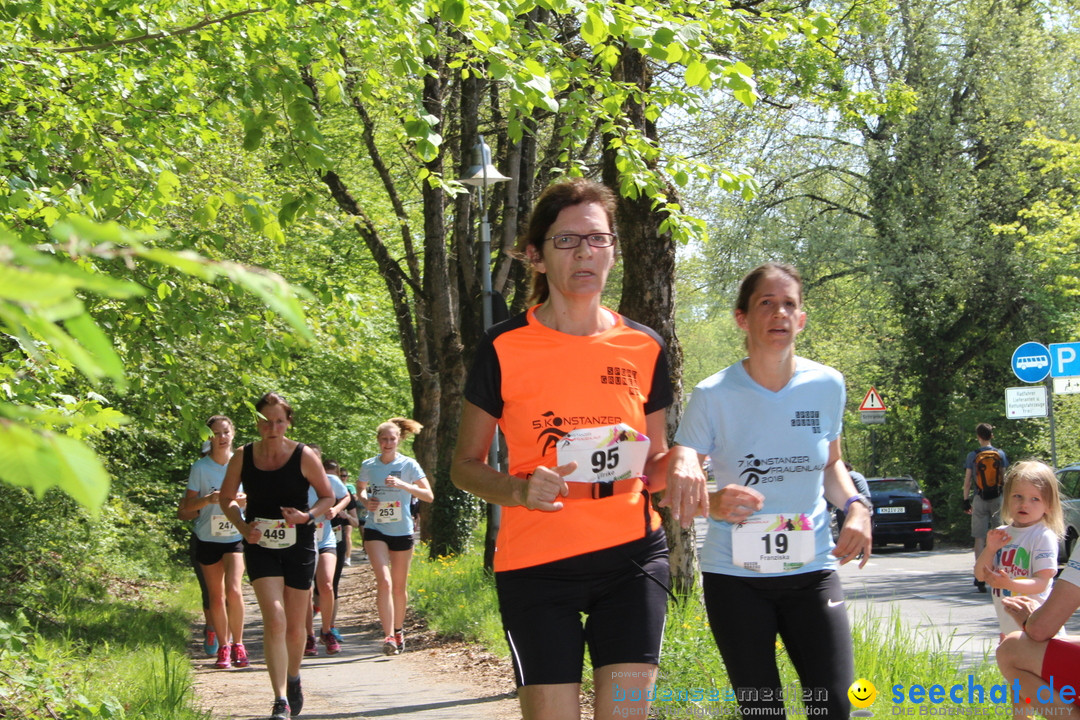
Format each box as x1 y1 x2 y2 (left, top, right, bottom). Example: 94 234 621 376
731 513 814 573
252 518 297 549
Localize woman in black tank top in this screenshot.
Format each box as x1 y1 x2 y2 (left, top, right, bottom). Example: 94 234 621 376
219 393 334 720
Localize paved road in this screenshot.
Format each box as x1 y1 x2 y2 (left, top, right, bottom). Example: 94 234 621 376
694 517 1080 665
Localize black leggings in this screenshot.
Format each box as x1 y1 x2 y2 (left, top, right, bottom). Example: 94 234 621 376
702 570 853 719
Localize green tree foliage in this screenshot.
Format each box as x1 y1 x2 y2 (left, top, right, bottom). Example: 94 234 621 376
675 0 1080 540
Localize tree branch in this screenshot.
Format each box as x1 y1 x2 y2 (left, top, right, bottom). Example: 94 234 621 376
763 193 873 221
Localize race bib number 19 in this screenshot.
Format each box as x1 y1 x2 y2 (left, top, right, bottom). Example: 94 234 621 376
731 513 815 573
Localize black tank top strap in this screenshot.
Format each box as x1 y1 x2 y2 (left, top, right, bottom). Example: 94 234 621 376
241 442 255 473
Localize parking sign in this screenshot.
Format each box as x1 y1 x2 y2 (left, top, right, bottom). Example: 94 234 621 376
1050 342 1080 378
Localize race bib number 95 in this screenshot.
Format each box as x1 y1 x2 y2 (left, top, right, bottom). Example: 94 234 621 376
556 423 650 484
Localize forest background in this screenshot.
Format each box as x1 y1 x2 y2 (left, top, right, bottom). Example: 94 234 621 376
2 0 1080 651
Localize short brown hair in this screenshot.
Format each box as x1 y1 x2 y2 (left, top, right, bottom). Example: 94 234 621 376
255 392 293 421
515 178 618 304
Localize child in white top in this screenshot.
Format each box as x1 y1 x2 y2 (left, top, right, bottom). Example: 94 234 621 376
975 460 1064 639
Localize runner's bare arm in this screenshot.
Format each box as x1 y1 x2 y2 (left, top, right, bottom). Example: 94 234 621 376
640 410 671 493
219 449 256 542
660 444 711 527
451 400 574 512
823 439 872 568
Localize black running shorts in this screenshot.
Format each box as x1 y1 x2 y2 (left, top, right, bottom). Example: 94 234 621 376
195 538 243 566
362 526 414 552
244 539 317 590
495 529 669 687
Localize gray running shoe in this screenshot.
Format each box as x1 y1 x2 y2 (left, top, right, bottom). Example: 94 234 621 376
269 698 289 720
286 677 303 716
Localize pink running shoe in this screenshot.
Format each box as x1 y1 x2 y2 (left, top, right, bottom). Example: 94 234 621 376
214 644 232 669
304 635 318 657
231 642 249 668
321 631 341 655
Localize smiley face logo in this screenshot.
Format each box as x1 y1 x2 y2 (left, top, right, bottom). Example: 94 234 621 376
848 678 877 709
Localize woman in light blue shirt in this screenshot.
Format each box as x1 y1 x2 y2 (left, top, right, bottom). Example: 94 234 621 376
179 415 248 669
359 417 433 655
665 264 872 719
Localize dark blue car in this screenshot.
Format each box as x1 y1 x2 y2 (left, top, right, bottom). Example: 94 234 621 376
866 476 934 551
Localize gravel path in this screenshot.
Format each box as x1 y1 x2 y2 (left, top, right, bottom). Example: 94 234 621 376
189 547 521 720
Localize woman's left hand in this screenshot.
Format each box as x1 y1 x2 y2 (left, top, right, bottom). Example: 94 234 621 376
832 504 872 568
708 484 764 524
281 506 309 526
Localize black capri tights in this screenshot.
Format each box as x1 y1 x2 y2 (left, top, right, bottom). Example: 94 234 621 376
702 570 853 719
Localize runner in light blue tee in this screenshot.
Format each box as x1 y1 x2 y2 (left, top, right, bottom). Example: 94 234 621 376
309 473 349 551
306 468 350 655
664 263 872 720
188 454 242 543
360 454 425 538
359 417 434 656
179 415 247 670
675 356 845 577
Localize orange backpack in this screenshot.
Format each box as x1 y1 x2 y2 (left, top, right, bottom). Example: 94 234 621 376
973 449 1003 500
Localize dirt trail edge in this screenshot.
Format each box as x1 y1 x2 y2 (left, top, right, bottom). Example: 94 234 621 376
189 548 521 720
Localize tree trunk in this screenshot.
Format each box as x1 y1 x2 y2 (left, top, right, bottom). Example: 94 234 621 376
603 45 698 596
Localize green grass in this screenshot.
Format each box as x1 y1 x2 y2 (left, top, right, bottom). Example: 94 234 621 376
409 541 508 656
409 541 1009 718
0 573 210 719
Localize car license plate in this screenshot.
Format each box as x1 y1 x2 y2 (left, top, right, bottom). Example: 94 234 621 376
878 506 905 514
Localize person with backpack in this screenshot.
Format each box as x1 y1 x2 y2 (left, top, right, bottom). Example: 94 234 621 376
962 422 1008 592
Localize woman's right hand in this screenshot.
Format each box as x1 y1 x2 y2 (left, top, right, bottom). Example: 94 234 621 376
1001 595 1039 627
365 497 379 513
709 484 765 524
661 446 711 528
520 463 577 512
241 521 260 544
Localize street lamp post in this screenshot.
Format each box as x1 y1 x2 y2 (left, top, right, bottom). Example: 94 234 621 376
459 136 510 571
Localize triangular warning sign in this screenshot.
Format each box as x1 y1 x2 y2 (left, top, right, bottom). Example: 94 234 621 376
859 387 886 411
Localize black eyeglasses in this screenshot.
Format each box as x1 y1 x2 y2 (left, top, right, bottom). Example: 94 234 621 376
545 233 617 249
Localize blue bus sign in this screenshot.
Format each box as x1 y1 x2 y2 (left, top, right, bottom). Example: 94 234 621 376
1050 342 1080 378
1012 342 1051 383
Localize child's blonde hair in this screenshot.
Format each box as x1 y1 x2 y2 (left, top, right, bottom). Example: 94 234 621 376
1000 460 1064 538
